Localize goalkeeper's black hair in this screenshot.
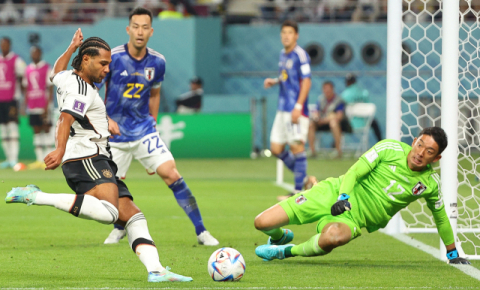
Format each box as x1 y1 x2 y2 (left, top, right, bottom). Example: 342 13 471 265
71 37 110 71
418 127 448 155
129 7 153 24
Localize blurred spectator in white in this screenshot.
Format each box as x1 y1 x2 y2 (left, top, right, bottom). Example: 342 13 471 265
24 0 46 24
176 77 203 114
46 0 76 24
0 0 22 24
352 0 380 22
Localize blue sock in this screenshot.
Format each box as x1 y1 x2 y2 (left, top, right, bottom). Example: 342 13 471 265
169 177 206 235
277 150 295 172
114 224 125 230
294 152 307 191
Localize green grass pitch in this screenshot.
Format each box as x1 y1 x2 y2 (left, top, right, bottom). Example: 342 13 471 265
0 158 479 288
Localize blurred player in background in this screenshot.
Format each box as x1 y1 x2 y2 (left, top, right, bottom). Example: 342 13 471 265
0 37 26 169
97 7 219 246
23 46 55 169
6 29 193 282
254 127 470 265
264 20 312 201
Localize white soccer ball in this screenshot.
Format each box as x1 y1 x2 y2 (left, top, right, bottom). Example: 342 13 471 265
207 247 245 281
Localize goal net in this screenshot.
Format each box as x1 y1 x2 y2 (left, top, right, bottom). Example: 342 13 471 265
399 0 480 259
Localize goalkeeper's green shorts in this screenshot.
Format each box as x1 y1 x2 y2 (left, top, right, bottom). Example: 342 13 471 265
279 177 362 240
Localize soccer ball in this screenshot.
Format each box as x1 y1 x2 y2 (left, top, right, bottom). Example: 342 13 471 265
207 247 245 281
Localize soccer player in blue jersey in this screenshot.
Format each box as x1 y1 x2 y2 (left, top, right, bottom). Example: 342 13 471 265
264 20 312 201
97 7 219 246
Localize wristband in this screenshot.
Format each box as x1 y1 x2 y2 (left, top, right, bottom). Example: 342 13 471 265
294 103 303 110
273 78 280 84
446 248 459 260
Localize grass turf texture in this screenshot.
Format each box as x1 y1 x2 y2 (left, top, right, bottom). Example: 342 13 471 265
0 158 479 288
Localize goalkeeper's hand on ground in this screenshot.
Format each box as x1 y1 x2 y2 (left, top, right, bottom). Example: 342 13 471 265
447 248 470 265
331 194 351 216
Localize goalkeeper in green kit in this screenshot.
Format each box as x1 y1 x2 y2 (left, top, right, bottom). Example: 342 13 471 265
254 127 469 264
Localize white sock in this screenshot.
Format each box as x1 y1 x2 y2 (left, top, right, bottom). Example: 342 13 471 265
7 122 18 164
33 134 43 162
0 124 10 161
126 213 164 272
34 192 118 224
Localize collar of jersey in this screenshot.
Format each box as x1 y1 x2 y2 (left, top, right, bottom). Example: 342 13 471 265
72 71 97 90
124 43 149 63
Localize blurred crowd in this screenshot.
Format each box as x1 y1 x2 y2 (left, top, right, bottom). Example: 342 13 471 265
0 0 221 24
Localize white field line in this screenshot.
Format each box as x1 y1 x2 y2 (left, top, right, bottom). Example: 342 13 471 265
1 287 479 290
273 181 295 192
389 233 480 281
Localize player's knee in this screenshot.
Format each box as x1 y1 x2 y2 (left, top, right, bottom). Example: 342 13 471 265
254 214 268 231
325 224 350 247
329 119 339 129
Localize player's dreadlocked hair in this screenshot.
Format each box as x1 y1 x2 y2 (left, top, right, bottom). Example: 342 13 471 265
71 37 111 71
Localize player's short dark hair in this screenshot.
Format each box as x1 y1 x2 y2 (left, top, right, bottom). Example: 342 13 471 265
323 81 334 88
418 127 448 155
1 37 11 44
281 20 298 33
346 73 356 85
71 37 111 71
129 7 153 24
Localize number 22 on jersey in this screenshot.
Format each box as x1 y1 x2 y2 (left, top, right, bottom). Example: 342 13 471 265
123 83 144 98
383 180 405 200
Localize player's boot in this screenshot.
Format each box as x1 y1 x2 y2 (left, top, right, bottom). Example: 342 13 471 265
268 229 294 245
148 267 193 282
5 184 41 206
197 231 219 246
255 244 294 261
0 160 12 169
104 228 126 244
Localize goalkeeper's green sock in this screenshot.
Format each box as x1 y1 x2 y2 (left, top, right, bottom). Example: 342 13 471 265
262 228 284 240
287 233 327 257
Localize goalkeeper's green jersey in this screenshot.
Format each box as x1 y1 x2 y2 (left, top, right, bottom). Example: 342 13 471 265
339 139 454 245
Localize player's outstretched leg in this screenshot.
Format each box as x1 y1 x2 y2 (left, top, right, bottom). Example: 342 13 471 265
255 204 293 245
256 223 352 261
118 197 192 282
157 160 218 246
5 184 118 224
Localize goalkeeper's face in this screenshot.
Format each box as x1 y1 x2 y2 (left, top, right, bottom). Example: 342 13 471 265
127 15 153 50
408 135 442 171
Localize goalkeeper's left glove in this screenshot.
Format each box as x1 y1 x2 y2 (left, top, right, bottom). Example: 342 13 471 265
331 193 351 216
447 248 470 264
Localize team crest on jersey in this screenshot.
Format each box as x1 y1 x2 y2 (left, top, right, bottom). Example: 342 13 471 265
286 59 293 69
144 67 155 81
295 194 307 205
412 181 427 196
102 169 113 178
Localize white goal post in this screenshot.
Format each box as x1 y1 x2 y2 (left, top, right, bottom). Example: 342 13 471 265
386 0 480 260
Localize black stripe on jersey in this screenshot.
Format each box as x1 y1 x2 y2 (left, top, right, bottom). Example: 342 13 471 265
70 126 76 137
75 75 88 96
76 76 81 95
62 109 95 131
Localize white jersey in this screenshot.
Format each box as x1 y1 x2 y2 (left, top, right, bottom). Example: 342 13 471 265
52 70 110 163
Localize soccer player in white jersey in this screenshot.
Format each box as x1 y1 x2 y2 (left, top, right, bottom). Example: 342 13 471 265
264 20 312 201
97 7 218 246
5 29 193 283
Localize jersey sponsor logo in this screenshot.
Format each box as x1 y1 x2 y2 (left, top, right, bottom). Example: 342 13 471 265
120 70 128 77
412 181 427 196
144 67 155 81
295 194 307 205
73 100 86 114
102 169 113 178
365 148 378 163
286 59 293 69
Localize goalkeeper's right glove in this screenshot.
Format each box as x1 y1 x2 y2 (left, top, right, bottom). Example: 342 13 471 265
447 248 470 264
331 193 351 216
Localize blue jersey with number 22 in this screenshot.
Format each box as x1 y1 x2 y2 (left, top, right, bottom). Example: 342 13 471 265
97 44 165 143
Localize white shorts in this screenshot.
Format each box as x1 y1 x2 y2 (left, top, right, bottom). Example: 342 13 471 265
110 131 174 179
270 111 309 145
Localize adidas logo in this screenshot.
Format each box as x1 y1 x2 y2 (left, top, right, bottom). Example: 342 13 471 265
120 70 128 77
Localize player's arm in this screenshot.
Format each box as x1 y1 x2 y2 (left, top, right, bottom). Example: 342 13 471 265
50 28 83 81
44 112 75 170
149 86 161 123
426 184 470 264
264 77 279 89
291 77 311 124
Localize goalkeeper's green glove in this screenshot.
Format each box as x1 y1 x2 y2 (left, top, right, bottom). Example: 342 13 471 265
447 248 470 264
331 193 351 216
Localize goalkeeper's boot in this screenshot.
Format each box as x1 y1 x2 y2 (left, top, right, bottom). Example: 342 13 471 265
255 244 294 261
268 229 294 245
148 267 193 282
5 184 40 206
